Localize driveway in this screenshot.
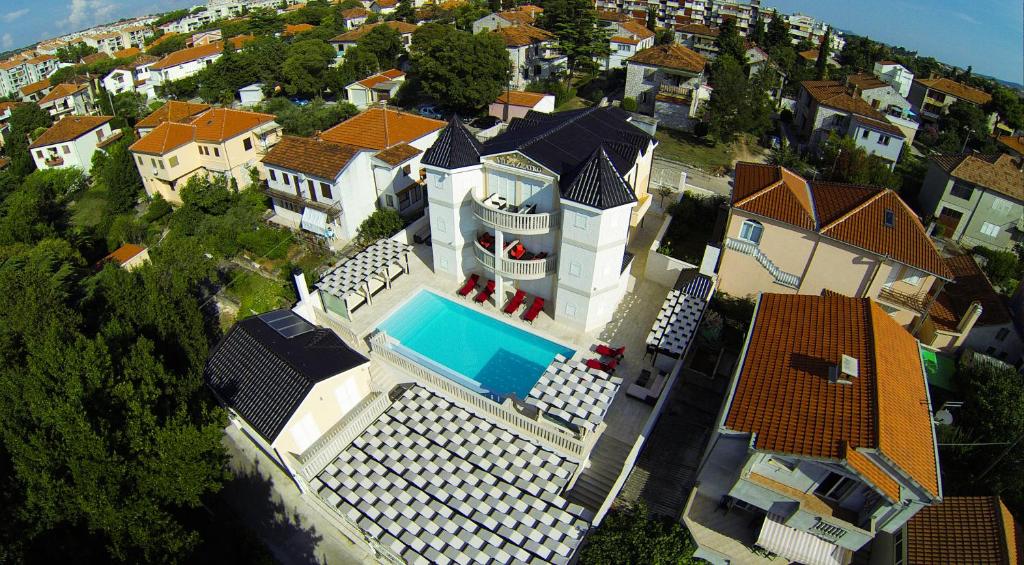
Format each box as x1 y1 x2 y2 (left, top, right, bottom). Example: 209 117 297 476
219 424 372 565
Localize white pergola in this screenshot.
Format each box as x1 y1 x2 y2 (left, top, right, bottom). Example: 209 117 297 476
315 238 412 320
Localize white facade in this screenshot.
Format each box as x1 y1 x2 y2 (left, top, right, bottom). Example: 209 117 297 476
873 61 915 98
149 52 221 87
507 43 567 91
102 69 135 95
30 122 115 174
0 55 60 98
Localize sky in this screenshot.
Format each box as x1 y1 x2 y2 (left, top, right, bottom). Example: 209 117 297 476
0 0 1021 84
765 0 1024 85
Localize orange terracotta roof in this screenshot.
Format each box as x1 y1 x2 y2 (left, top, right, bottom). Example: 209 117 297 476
26 54 57 65
801 80 903 135
375 0 398 7
497 9 539 25
0 59 25 71
81 52 111 65
341 7 371 18
0 101 20 114
136 100 212 129
619 20 655 40
145 32 178 52
283 23 316 36
847 72 889 91
930 254 1012 332
261 135 361 179
19 79 51 97
917 77 992 106
492 24 552 47
725 293 940 499
495 90 548 107
0 157 9 169
129 121 196 155
29 115 113 148
799 48 819 62
906 496 1020 565
355 69 405 88
331 21 418 43
186 107 276 143
596 9 631 22
37 83 87 106
998 135 1024 156
732 163 815 230
150 42 221 70
931 153 1024 202
628 43 705 73
842 443 900 502
374 142 421 166
112 47 141 59
104 244 147 265
321 107 444 150
674 23 720 36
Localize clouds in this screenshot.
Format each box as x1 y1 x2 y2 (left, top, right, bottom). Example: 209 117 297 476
60 0 120 30
2 8 29 23
1 33 12 50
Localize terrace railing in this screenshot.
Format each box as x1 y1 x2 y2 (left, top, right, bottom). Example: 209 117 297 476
295 391 392 481
473 239 557 281
368 331 590 460
472 192 558 235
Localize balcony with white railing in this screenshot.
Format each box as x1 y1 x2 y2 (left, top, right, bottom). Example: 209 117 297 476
472 191 558 235
474 238 556 281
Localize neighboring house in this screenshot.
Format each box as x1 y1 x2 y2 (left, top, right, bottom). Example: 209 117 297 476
368 0 398 15
344 69 405 109
29 115 119 173
846 73 919 145
80 52 112 66
997 135 1024 159
83 32 125 55
673 23 719 59
339 7 371 27
870 496 1021 565
148 37 253 87
134 100 211 137
797 48 840 68
493 25 567 91
282 24 315 37
102 243 150 271
0 101 19 146
907 77 992 123
102 68 136 95
489 90 555 121
262 107 444 242
329 21 418 60
873 60 914 97
19 79 52 102
604 20 655 69
238 83 266 106
472 6 544 33
922 253 1024 364
205 309 373 479
918 153 1024 252
423 106 657 332
685 292 941 565
624 43 708 130
745 46 785 104
37 83 96 119
796 80 907 167
129 107 281 204
717 163 954 330
190 30 222 47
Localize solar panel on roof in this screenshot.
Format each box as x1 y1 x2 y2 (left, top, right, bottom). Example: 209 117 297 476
258 309 315 338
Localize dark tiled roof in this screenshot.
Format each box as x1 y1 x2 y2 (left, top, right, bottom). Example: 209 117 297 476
561 146 637 210
628 43 705 73
930 254 1013 332
726 293 940 499
262 135 361 180
906 496 1020 565
800 80 904 136
422 116 483 170
205 310 368 442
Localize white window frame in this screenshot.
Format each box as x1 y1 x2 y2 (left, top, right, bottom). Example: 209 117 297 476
738 219 763 244
980 222 1000 238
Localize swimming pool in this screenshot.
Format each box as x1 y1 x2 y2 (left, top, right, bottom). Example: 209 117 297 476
378 290 575 400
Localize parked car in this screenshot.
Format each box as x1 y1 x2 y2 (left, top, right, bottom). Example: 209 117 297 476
470 116 501 129
418 105 443 120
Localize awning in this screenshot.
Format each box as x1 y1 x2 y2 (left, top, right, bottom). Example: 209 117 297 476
756 514 852 565
301 207 330 237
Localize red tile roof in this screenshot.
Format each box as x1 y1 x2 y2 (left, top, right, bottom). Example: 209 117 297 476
136 100 211 130
906 496 1020 565
19 79 51 97
283 23 316 36
355 68 405 89
29 115 113 148
330 21 418 43
916 77 992 106
129 121 196 155
495 90 549 107
321 107 444 150
374 142 421 166
187 107 276 142
37 83 87 106
492 24 552 47
998 135 1024 156
725 293 941 499
104 243 147 265
112 47 142 59
801 80 903 136
628 43 706 73
150 42 222 70
261 135 361 179
929 254 1013 332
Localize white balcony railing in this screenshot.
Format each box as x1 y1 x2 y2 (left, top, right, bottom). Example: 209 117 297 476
474 239 556 280
472 192 558 235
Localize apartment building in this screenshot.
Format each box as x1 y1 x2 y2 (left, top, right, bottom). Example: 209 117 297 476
493 25 567 90
760 10 845 52
846 73 919 145
261 107 444 243
717 163 954 329
684 292 941 565
83 32 126 55
918 153 1024 253
907 77 992 123
604 20 656 69
624 43 708 130
329 22 418 60
796 80 907 167
873 60 914 98
673 23 719 59
29 115 119 174
594 0 760 35
0 53 60 98
129 107 281 204
37 83 96 120
339 7 371 28
424 106 656 333
472 5 544 34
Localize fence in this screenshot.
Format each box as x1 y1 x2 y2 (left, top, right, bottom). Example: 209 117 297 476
368 331 591 460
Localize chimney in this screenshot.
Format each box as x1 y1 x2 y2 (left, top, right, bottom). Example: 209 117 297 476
957 300 983 334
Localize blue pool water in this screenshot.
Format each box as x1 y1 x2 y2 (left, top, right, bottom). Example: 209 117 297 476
378 290 575 399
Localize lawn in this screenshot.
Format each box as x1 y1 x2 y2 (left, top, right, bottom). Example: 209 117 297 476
556 97 591 112
71 182 110 228
654 129 737 174
225 269 295 320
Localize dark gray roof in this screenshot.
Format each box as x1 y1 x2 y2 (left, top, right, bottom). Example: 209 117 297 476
204 310 368 442
560 145 638 210
421 115 482 170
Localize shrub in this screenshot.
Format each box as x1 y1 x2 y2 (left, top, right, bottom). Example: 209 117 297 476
237 227 293 260
621 97 638 112
971 246 1020 293
356 208 405 246
693 121 710 138
142 195 173 222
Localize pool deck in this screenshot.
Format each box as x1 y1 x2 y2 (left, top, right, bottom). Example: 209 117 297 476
329 213 674 446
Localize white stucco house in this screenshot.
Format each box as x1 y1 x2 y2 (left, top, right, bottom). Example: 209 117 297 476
29 115 119 174
873 60 914 98
604 20 655 69
344 69 405 110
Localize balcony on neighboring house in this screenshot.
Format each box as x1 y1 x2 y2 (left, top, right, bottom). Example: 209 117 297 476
657 83 694 106
876 285 931 314
44 155 64 167
473 237 556 280
264 185 342 219
472 192 558 235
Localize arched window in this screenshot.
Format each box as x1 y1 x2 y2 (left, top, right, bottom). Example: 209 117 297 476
739 219 763 245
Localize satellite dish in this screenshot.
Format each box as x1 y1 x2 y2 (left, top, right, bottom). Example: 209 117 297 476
934 409 954 426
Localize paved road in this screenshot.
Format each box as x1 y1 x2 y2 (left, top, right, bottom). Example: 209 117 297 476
220 424 371 565
651 158 733 198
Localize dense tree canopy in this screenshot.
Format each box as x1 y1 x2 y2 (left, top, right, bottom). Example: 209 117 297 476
579 502 699 564
817 133 901 189
5 104 53 178
540 0 610 76
706 55 773 141
410 23 510 112
358 25 405 69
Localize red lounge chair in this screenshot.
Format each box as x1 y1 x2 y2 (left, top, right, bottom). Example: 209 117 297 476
503 289 527 315
522 297 545 324
509 243 527 260
595 344 626 359
585 358 619 373
457 274 479 297
479 233 495 250
474 279 495 303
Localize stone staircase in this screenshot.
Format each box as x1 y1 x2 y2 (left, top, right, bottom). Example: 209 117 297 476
565 435 633 513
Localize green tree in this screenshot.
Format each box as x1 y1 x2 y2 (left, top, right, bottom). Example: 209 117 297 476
987 87 1024 131
767 141 811 175
818 132 901 188
542 0 610 77
748 14 766 47
355 208 404 246
451 0 491 30
55 43 98 63
938 100 994 153
765 15 790 50
713 18 745 63
646 8 657 32
338 44 381 84
98 138 144 214
147 34 187 57
970 246 1020 292
815 29 830 79
358 24 405 69
394 0 416 22
706 55 771 141
5 104 53 178
655 28 674 45
410 24 511 112
579 501 698 564
281 39 337 97
0 170 77 245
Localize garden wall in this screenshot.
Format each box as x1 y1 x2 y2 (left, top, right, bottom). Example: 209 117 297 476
645 214 698 288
